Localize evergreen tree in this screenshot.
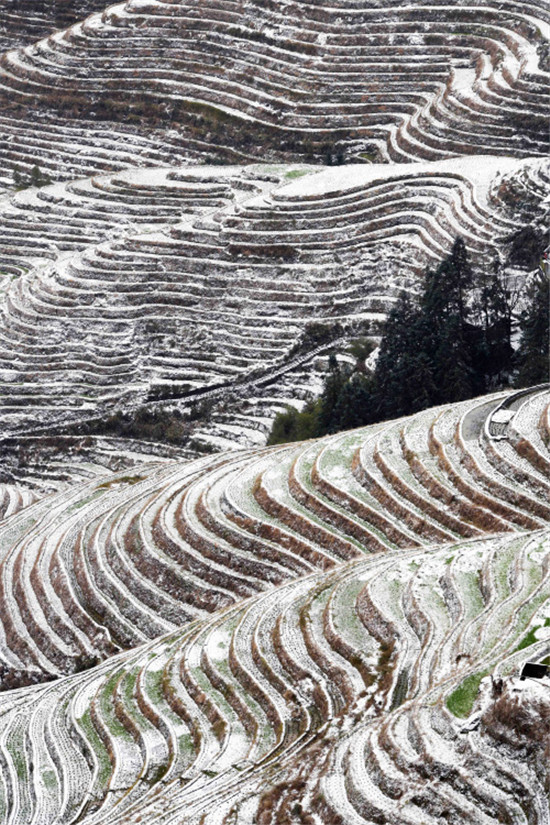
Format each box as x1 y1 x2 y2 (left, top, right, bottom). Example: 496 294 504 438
373 291 430 419
515 269 550 387
448 236 474 325
267 236 541 447
318 354 348 433
267 400 321 445
408 349 438 412
435 315 474 402
474 263 515 387
30 165 41 187
29 165 51 188
422 238 473 329
332 374 373 430
421 238 478 401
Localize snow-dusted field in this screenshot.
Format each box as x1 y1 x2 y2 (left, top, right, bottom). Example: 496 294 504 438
0 389 547 668
0 387 548 822
0 156 546 477
0 0 548 181
0 0 548 822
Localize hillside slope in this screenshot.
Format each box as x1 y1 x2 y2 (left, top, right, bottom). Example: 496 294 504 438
0 0 548 184
0 157 546 462
0 3 549 822
0 495 548 822
0 0 108 51
0 385 547 687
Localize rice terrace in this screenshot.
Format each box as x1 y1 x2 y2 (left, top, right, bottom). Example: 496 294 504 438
0 0 548 823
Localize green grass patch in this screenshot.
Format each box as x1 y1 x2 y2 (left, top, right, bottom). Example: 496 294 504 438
42 769 57 791
69 489 106 511
100 673 132 741
9 746 27 781
515 617 550 652
178 733 195 760
446 669 489 718
284 169 312 180
77 708 112 787
146 668 165 705
462 570 484 617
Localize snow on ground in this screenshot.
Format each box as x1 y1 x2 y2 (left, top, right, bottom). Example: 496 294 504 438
279 156 533 203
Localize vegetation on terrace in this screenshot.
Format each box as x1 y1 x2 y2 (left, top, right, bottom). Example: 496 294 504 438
0 2 547 822
269 237 549 445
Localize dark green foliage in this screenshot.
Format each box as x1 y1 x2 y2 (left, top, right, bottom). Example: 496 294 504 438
99 407 188 444
474 262 516 387
323 144 346 165
318 354 348 434
332 374 373 430
515 269 550 387
73 653 101 674
268 237 538 446
268 352 375 445
347 336 375 367
372 291 434 419
506 225 549 270
304 321 344 347
288 321 344 359
267 400 321 445
13 164 51 190
419 238 479 401
372 238 518 420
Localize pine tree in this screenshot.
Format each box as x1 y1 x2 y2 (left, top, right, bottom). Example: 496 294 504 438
408 350 438 411
373 291 430 419
332 374 373 430
267 236 543 447
421 238 477 400
318 354 349 433
30 165 41 187
448 236 474 325
29 165 51 188
435 315 474 402
515 269 550 387
474 262 515 387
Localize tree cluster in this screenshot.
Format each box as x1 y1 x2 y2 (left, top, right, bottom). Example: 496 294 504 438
93 406 188 444
13 164 52 190
515 267 550 387
268 238 548 445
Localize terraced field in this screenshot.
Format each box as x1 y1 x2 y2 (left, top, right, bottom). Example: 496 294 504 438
0 155 546 462
0 386 548 823
0 388 548 667
0 0 546 472
0 0 108 51
0 0 548 181
1 1 549 821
